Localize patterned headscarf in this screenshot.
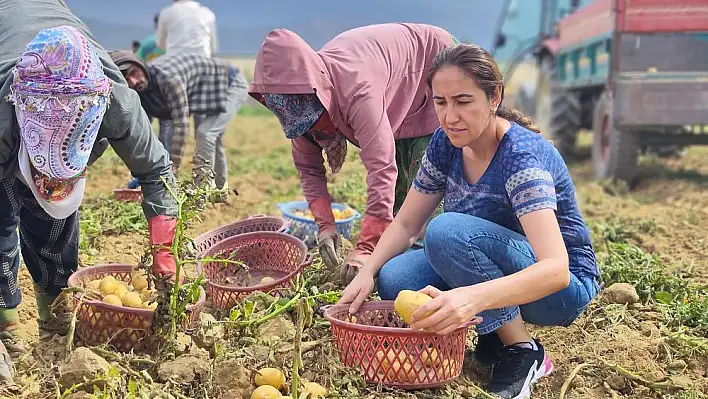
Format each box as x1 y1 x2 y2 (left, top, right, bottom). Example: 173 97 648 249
6 25 112 219
262 93 348 173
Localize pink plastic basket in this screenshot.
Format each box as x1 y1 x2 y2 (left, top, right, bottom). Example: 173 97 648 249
113 188 143 203
191 215 290 256
323 301 475 389
67 264 206 353
196 231 313 311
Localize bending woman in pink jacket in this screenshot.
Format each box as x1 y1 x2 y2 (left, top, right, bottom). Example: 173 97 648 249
248 23 458 284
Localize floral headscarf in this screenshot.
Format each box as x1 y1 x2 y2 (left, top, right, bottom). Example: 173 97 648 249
6 25 112 219
262 93 348 173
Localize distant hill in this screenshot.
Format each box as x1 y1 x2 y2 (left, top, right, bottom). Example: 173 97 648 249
64 0 504 56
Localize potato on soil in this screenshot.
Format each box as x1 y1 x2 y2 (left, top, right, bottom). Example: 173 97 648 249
250 385 281 399
254 367 285 389
302 381 327 398
394 290 433 326
98 276 118 295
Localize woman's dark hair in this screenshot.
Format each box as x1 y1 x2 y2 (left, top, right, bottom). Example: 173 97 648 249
427 43 541 134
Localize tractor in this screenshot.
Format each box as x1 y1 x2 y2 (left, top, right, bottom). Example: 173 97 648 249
492 0 708 182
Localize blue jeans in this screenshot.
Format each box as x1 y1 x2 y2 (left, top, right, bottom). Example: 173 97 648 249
377 212 600 335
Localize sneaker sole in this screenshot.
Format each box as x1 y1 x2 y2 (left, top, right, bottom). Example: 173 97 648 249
510 355 554 399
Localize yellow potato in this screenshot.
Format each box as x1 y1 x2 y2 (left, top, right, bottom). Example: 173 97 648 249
254 367 285 389
121 292 143 308
421 347 441 366
114 284 129 300
143 301 158 310
98 275 118 295
250 385 281 399
102 294 122 306
393 290 433 326
302 382 327 398
259 276 276 286
86 279 101 291
131 270 148 291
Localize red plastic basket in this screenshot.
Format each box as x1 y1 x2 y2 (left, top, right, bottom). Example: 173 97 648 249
196 231 313 311
66 264 206 353
191 215 290 256
323 301 475 389
113 188 143 203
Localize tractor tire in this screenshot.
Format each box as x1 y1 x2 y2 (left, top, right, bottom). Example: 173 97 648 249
549 89 581 158
592 90 639 181
535 57 580 158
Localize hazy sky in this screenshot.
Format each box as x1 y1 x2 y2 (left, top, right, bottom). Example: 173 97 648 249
64 0 506 55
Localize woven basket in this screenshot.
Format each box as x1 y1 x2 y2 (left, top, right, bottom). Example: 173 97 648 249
67 264 206 353
196 231 313 311
323 301 475 389
191 215 290 256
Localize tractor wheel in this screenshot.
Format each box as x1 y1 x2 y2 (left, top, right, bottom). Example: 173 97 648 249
592 90 639 181
535 57 580 158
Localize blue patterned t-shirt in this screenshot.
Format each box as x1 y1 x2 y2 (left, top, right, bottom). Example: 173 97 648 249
413 122 599 278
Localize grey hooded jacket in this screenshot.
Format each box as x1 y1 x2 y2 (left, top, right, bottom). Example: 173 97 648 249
0 0 177 219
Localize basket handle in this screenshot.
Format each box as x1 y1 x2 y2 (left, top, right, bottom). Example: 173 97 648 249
302 252 315 267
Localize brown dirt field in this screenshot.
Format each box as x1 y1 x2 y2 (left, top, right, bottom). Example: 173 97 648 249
6 114 708 398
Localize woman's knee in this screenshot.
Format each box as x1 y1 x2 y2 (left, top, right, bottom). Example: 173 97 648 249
376 261 407 300
376 250 448 300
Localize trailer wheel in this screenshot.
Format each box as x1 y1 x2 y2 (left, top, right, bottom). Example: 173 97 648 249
536 57 580 158
592 90 638 181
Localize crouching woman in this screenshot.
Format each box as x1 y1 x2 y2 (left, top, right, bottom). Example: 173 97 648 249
337 43 601 399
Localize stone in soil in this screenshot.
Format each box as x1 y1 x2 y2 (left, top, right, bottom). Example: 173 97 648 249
157 354 210 384
59 347 111 390
212 358 254 399
603 283 640 305
256 315 296 343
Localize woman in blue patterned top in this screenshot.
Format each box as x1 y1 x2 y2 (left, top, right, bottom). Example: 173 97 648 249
338 44 600 399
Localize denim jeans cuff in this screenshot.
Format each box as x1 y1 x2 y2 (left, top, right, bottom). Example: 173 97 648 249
476 306 521 335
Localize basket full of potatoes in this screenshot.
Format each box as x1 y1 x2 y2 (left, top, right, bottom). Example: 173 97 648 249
67 264 206 352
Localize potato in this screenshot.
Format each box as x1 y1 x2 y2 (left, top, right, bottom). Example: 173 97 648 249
143 301 158 310
131 270 148 291
102 294 122 306
393 290 433 326
302 382 327 398
114 284 129 300
259 276 276 286
254 367 285 389
98 276 118 295
250 385 281 399
86 279 101 291
421 347 441 366
121 292 143 308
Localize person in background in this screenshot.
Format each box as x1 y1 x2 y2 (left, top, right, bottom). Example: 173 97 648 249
338 44 600 399
156 0 217 57
131 39 141 53
127 12 169 190
137 13 166 62
111 49 248 202
248 23 458 285
0 0 181 382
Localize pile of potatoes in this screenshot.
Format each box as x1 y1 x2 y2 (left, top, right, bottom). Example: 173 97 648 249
84 269 157 310
291 206 356 221
250 367 327 399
